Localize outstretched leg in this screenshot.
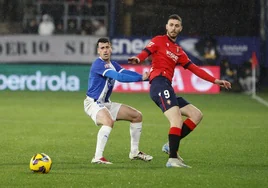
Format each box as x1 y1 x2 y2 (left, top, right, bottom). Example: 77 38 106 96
180 104 203 138
162 102 203 160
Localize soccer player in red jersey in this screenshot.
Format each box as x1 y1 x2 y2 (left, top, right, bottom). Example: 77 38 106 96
128 14 231 168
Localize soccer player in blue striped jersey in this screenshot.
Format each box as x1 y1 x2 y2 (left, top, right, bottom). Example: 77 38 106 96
84 38 153 164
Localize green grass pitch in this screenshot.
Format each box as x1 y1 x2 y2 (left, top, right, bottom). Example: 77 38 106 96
0 91 268 188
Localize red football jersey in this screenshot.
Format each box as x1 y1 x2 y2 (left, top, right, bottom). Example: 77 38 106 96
137 35 191 82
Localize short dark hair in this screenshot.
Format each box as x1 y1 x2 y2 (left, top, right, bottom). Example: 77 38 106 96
168 14 182 23
96 37 110 48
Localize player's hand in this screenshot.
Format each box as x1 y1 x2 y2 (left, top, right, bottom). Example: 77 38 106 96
128 56 140 64
215 79 232 90
142 72 149 81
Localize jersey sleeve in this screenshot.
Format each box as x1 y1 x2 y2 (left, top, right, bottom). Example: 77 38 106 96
121 69 142 77
144 37 159 54
178 50 191 67
104 69 142 82
111 61 124 72
187 63 216 83
137 37 159 62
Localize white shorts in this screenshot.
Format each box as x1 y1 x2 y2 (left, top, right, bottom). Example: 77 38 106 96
83 96 122 125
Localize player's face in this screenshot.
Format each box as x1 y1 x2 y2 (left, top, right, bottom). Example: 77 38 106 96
97 42 112 61
166 19 182 40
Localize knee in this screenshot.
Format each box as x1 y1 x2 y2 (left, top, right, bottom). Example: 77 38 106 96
132 110 143 123
191 109 203 125
196 110 203 124
100 118 114 127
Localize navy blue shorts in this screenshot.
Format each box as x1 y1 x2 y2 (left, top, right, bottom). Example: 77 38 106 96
150 76 190 112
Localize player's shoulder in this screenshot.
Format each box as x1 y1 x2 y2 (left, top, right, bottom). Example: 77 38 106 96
93 57 104 64
92 58 105 67
90 58 107 72
152 35 166 41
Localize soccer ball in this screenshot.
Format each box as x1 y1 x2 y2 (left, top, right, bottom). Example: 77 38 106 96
29 153 52 174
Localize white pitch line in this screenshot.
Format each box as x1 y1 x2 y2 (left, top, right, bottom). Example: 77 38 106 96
252 95 268 107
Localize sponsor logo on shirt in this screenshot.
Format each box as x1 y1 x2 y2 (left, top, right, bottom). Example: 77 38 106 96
146 42 155 47
166 50 178 62
104 64 111 68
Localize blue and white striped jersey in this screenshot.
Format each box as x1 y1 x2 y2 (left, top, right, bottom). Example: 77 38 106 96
86 57 124 102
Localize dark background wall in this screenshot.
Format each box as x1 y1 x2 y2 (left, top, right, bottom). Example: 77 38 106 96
113 0 260 37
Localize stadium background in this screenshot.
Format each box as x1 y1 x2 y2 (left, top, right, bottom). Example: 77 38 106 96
0 0 267 93
1 1 268 188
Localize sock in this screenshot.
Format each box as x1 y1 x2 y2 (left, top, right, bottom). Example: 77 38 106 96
130 122 142 154
94 125 112 159
168 127 181 158
181 118 197 139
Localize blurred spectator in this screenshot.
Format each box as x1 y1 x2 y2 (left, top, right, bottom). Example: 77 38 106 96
55 22 64 34
66 0 80 2
80 20 93 35
220 59 237 84
238 60 255 94
84 0 93 6
23 19 39 34
92 20 107 36
68 2 79 15
38 14 55 36
67 20 79 34
196 36 219 65
23 4 36 20
91 1 106 16
40 2 64 24
80 1 92 16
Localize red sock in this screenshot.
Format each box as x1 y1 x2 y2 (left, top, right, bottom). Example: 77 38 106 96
181 118 197 139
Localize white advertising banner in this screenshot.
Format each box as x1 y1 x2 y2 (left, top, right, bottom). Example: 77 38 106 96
0 35 99 63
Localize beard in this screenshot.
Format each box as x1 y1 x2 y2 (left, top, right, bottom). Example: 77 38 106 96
167 31 178 40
